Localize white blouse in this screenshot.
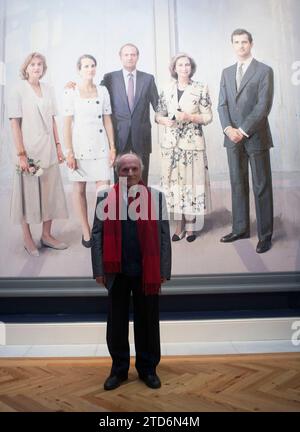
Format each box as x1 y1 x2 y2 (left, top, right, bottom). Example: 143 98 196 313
63 85 112 160
8 81 58 168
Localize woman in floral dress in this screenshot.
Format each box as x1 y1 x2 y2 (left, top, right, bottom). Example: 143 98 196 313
155 53 212 242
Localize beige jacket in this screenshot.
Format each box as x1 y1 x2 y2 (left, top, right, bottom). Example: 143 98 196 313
8 81 58 169
156 80 212 151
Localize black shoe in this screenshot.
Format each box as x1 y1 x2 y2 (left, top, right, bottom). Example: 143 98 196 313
186 233 196 242
220 232 250 243
82 236 92 248
256 239 272 254
104 374 128 391
139 373 161 389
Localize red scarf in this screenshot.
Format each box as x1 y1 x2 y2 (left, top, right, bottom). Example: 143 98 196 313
103 181 161 295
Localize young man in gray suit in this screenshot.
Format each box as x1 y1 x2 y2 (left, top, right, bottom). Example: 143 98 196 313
218 29 274 254
102 44 159 185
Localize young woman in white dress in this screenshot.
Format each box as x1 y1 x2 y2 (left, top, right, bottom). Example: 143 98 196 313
64 55 116 247
9 52 68 256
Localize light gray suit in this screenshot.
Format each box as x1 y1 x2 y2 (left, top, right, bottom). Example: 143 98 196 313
218 59 274 240
102 71 159 184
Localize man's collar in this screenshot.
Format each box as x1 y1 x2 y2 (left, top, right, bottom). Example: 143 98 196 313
122 68 137 77
237 56 253 67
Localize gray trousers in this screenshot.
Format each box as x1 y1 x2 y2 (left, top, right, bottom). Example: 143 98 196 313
227 145 273 241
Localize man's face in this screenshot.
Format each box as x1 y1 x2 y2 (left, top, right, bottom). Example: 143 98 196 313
118 155 142 187
232 34 253 60
120 45 139 71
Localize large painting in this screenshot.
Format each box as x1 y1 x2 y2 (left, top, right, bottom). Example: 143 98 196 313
0 0 299 280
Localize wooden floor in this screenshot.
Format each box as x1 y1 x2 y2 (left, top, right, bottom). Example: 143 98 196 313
0 353 300 412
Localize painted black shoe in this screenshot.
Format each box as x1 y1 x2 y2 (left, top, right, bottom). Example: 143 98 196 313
81 236 92 248
220 232 250 243
103 374 128 391
139 373 161 389
256 239 272 254
186 233 196 243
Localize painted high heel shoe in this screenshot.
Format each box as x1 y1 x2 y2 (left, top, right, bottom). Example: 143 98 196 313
186 233 196 242
171 231 186 242
81 235 92 248
41 238 68 250
24 245 39 257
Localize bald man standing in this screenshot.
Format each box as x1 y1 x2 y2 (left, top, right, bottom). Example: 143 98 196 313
91 153 171 390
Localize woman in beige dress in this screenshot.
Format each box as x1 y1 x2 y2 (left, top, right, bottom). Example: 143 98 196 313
9 52 68 256
155 53 212 242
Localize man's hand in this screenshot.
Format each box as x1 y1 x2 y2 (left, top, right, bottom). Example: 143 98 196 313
161 277 167 284
225 127 244 143
96 276 107 287
65 81 76 90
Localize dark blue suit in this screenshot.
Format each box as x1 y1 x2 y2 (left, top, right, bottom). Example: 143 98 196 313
102 70 159 184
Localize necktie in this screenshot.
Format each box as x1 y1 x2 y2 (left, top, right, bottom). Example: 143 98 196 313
127 73 134 112
236 63 244 91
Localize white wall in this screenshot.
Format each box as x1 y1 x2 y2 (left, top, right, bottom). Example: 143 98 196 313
175 0 300 174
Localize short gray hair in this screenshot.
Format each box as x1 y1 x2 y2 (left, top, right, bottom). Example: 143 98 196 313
119 43 139 57
114 152 144 174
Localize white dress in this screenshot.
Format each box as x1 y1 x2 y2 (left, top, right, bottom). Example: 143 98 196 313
63 85 113 182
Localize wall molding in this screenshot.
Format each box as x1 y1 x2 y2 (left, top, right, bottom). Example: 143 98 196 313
0 272 299 297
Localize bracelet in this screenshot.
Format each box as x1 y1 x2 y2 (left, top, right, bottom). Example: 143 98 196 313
17 150 27 157
55 142 61 146
111 148 116 152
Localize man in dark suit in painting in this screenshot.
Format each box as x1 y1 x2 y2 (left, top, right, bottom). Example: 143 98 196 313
218 29 274 254
102 43 159 185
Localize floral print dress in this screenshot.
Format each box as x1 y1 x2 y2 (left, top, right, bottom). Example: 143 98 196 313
156 80 212 217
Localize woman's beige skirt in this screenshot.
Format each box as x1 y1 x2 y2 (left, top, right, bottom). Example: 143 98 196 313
160 147 212 217
10 163 68 224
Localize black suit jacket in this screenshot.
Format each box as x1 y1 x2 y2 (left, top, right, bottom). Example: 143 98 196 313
102 70 159 154
91 186 172 290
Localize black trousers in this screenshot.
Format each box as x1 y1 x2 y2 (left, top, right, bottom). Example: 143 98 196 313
106 274 160 378
114 136 150 185
227 145 273 241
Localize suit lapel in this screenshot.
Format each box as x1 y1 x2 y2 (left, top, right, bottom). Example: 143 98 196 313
228 64 238 99
116 70 129 109
236 59 258 97
132 70 143 113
